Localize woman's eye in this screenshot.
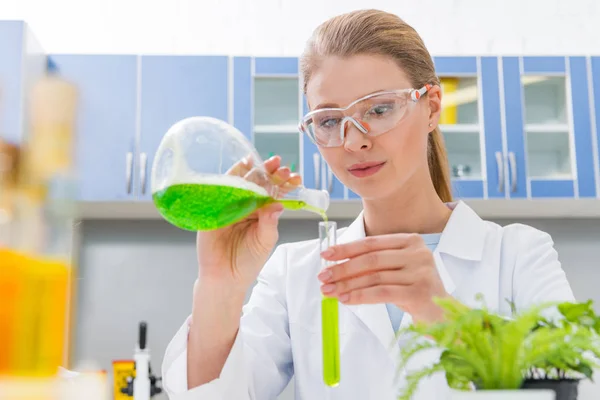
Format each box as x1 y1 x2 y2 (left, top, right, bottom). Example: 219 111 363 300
319 118 340 128
368 104 394 116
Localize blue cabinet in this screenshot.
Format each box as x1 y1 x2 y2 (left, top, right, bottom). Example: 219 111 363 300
435 56 487 199
0 22 45 146
139 56 229 200
233 57 252 141
0 21 25 145
52 55 137 201
4 47 598 205
590 57 600 197
500 56 598 198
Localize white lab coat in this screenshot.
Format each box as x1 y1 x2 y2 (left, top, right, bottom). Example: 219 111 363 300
161 201 575 400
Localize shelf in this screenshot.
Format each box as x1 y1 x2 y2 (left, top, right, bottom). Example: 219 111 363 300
443 129 483 179
439 124 480 133
525 124 569 133
254 124 298 134
77 198 600 221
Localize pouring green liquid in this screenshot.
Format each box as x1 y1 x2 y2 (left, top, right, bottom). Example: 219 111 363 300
152 180 340 387
152 182 325 231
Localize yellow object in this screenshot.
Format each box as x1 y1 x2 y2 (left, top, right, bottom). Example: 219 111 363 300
112 360 135 400
0 250 69 376
440 77 459 125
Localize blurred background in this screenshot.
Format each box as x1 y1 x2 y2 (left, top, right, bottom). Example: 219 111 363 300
1 1 600 399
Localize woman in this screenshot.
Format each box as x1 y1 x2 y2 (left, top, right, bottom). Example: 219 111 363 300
161 9 575 400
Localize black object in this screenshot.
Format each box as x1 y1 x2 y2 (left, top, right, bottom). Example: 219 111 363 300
119 321 162 398
119 368 163 397
521 379 579 400
139 322 147 350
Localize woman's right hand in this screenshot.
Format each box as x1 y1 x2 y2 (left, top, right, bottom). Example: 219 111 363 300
195 155 302 292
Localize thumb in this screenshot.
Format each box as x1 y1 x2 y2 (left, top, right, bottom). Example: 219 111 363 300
256 203 284 245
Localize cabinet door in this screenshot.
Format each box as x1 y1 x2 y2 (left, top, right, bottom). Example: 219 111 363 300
51 55 137 201
503 56 577 198
139 56 229 200
252 57 304 180
233 56 252 141
434 56 486 199
0 21 24 145
481 57 507 199
588 57 600 197
569 56 597 198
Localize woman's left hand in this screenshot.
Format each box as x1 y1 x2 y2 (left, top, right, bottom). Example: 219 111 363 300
318 233 449 324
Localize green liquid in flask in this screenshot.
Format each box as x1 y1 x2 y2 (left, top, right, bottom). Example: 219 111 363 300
152 182 325 231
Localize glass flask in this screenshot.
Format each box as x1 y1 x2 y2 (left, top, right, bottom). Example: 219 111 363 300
151 116 330 231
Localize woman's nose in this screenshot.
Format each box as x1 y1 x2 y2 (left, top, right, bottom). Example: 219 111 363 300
343 119 372 152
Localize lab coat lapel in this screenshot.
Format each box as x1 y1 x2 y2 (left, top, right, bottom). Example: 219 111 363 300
399 201 491 375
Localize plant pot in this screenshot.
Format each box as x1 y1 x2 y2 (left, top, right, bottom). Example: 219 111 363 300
449 389 555 400
521 379 579 400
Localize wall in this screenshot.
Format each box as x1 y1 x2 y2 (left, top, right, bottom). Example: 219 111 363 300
2 0 600 56
75 216 600 399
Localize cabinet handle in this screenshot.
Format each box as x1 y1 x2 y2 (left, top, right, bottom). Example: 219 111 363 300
140 152 148 195
327 164 333 193
508 151 517 193
495 151 504 193
126 152 133 194
313 153 320 189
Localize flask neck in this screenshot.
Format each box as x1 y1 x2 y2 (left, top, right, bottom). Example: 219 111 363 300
276 186 330 215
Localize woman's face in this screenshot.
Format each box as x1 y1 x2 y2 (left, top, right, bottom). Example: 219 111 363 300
305 54 442 200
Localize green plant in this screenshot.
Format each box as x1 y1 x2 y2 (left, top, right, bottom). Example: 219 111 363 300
396 296 600 400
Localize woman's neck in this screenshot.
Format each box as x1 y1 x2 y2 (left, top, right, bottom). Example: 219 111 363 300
361 171 453 237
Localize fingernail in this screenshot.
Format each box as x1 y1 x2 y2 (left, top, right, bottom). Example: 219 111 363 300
339 293 350 302
318 269 332 282
321 284 336 294
321 248 334 258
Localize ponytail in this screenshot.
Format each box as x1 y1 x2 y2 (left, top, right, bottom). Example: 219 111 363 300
427 127 453 203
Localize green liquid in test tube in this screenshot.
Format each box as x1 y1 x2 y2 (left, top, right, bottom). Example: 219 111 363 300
320 221 340 387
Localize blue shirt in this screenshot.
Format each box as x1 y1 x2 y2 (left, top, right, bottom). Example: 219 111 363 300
385 233 442 332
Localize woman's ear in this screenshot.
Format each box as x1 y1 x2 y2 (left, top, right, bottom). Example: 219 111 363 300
427 84 442 128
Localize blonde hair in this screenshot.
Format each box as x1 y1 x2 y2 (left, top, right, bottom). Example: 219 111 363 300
300 9 453 203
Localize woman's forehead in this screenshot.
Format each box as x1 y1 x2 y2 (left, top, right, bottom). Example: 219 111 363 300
305 54 410 109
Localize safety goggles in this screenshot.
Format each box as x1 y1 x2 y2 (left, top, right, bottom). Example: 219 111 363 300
299 84 432 148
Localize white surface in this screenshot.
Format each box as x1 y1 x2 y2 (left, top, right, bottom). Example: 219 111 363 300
2 0 600 56
77 198 600 220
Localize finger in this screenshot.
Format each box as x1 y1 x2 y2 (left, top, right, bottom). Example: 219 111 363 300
271 166 291 185
318 249 408 283
336 285 405 305
263 155 282 175
320 269 415 297
322 233 424 261
243 167 271 188
286 173 302 186
227 155 253 177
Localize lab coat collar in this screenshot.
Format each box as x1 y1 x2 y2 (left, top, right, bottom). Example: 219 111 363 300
337 200 488 262
334 200 489 366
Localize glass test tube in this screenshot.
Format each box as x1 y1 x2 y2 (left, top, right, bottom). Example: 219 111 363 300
320 220 340 387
